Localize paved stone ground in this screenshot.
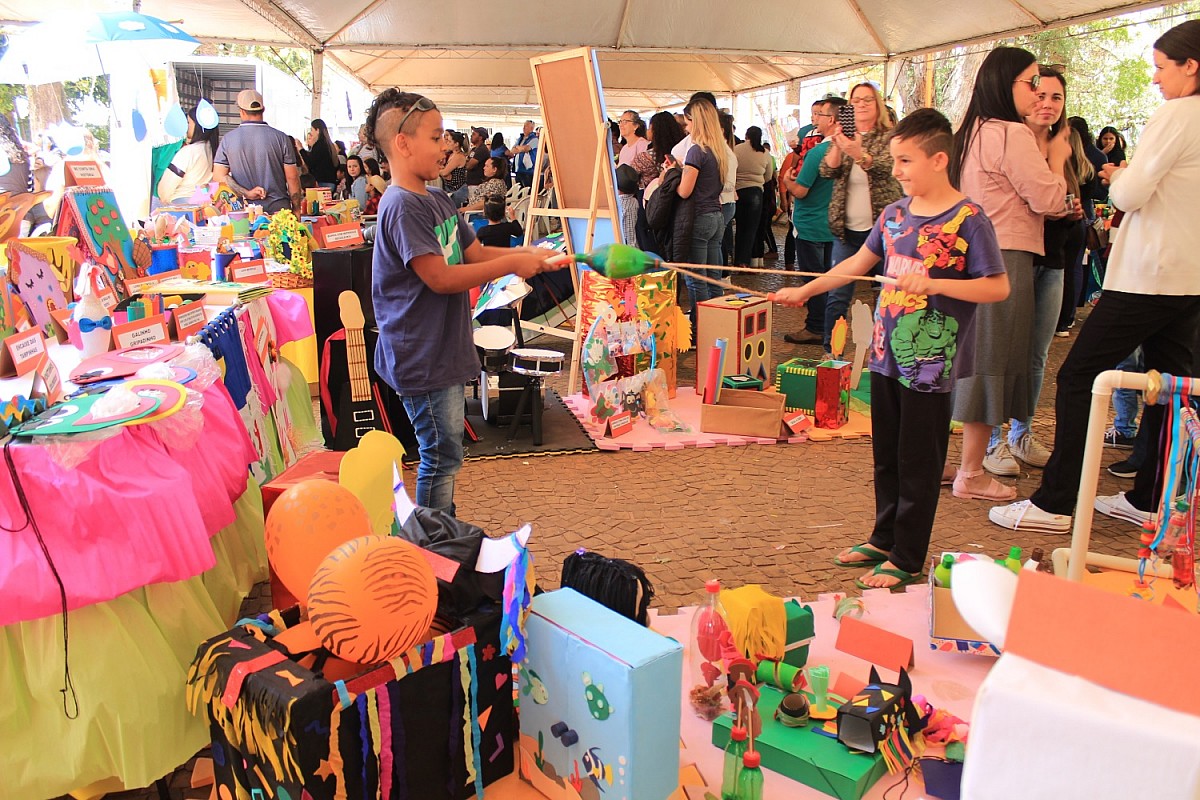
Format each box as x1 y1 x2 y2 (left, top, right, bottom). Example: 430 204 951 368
82 224 1142 800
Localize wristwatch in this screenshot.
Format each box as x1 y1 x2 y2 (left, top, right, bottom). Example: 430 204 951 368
855 153 872 169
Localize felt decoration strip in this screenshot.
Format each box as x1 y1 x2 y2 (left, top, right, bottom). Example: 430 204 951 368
387 681 409 800
328 701 348 800
357 693 371 798
377 687 394 800
501 544 534 664
467 644 485 799
221 650 287 708
365 689 384 800
459 648 477 793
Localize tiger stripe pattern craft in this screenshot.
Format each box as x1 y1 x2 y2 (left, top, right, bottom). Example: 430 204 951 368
308 536 437 665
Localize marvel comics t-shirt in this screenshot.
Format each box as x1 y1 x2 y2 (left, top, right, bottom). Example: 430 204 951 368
864 197 1005 393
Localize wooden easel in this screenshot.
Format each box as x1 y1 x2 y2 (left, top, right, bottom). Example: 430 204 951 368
525 47 623 396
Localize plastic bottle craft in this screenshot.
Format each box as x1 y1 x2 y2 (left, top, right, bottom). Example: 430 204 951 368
689 579 730 720
72 260 112 358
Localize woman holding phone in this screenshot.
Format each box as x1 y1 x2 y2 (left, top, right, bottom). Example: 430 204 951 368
990 20 1200 533
817 82 902 356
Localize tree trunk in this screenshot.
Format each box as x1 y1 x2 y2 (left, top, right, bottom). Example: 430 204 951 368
896 45 989 126
28 82 70 134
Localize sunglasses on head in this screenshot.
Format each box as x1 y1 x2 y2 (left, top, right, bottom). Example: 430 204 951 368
396 96 436 134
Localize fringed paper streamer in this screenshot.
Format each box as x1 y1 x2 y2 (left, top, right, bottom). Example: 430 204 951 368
459 649 477 793
449 651 464 797
467 644 484 799
357 693 371 798
388 682 408 800
501 545 534 664
328 701 348 800
377 687 393 800
367 689 384 800
881 722 924 775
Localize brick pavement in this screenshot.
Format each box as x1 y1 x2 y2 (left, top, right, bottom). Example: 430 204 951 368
77 232 1143 800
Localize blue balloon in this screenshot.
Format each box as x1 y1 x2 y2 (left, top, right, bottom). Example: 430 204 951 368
164 103 188 139
131 107 147 142
196 99 220 130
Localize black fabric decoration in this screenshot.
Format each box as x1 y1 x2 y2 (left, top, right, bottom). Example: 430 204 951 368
396 507 504 618
560 549 655 626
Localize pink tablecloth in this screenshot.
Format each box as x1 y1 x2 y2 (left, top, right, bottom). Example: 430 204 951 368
0 380 256 626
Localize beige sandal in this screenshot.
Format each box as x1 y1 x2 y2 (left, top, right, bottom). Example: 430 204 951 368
952 468 1017 501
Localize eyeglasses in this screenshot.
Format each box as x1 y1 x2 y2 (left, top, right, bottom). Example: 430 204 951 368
1014 74 1042 91
849 97 875 106
396 96 436 134
813 112 835 117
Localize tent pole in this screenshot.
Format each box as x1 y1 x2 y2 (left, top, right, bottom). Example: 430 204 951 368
311 48 324 120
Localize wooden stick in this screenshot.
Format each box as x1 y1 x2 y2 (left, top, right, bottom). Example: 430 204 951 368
668 264 771 298
664 259 897 286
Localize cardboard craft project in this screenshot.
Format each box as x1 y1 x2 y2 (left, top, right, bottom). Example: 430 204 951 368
835 666 920 755
186 606 515 800
12 390 160 435
700 388 789 439
835 615 915 674
69 343 183 384
0 190 52 242
6 240 68 329
816 359 851 430
695 294 772 391
519 589 682 800
928 555 1002 657
578 269 681 398
54 186 138 294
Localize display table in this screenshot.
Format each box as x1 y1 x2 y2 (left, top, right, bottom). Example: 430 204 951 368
0 291 316 800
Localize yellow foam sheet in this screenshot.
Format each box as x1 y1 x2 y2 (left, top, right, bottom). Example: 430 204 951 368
806 409 872 441
339 429 406 536
1082 569 1198 612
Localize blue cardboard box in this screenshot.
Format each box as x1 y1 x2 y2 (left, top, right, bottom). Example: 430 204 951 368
518 589 682 800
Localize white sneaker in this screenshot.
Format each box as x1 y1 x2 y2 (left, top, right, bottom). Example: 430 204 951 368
989 500 1072 533
983 442 1020 477
1094 492 1152 526
1011 433 1051 468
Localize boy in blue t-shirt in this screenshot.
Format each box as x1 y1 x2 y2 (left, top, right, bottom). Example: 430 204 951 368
773 109 1010 590
364 90 564 514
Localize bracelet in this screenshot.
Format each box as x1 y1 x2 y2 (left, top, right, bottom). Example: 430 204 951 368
855 154 872 169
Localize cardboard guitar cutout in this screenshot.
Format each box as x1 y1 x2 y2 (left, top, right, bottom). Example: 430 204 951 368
332 291 391 450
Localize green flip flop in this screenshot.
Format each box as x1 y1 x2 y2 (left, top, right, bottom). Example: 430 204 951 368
854 564 924 591
833 544 890 568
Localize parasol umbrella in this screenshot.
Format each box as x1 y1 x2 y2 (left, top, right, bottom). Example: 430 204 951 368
0 11 199 85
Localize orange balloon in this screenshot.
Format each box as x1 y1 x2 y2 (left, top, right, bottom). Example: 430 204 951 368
308 536 437 664
264 479 373 607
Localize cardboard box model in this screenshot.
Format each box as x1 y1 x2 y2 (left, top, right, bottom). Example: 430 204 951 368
776 357 851 428
928 554 1001 657
713 686 886 800
700 388 787 439
695 294 772 391
519 589 682 800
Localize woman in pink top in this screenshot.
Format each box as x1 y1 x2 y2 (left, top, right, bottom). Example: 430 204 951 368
947 47 1070 502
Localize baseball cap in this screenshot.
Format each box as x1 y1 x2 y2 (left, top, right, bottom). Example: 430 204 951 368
237 89 264 112
471 126 487 138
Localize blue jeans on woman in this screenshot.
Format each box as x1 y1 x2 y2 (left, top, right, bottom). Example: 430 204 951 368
998 265 1064 447
401 383 466 515
825 229 870 351
685 210 725 310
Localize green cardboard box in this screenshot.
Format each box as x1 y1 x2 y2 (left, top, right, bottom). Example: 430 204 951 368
783 599 815 668
712 685 887 800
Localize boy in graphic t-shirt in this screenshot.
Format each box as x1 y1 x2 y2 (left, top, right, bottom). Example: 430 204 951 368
773 109 1010 590
365 90 564 514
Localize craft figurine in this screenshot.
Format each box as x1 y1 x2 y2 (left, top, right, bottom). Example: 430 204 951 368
836 666 922 767
72 259 112 358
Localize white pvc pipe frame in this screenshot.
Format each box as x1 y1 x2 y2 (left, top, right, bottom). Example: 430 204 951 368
1057 369 1200 582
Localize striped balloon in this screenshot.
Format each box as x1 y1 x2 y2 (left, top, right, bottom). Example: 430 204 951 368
308 536 437 664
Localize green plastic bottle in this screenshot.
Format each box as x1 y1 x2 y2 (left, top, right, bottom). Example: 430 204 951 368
720 726 748 800
1004 546 1022 574
736 750 764 800
934 554 955 588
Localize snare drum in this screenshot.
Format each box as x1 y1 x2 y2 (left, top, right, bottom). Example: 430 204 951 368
509 347 564 376
473 325 516 373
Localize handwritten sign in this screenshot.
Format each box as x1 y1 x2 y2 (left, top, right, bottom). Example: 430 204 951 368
316 222 365 250
97 285 119 310
64 160 105 186
111 314 169 349
228 258 267 283
783 410 813 434
604 410 633 438
171 301 207 340
2 328 47 377
33 353 63 404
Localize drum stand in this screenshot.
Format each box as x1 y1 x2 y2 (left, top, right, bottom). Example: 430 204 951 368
507 373 546 445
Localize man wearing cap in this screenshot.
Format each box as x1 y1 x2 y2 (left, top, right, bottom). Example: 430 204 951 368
212 89 301 213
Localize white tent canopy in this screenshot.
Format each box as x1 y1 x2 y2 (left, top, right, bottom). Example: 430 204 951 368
0 0 1168 113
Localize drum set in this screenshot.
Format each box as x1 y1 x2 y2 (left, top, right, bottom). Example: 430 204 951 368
473 325 563 445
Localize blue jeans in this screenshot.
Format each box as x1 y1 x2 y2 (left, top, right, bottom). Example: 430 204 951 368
1112 347 1144 436
734 187 763 265
685 210 725 310
826 229 869 351
1003 266 1064 446
795 238 833 334
401 383 466 515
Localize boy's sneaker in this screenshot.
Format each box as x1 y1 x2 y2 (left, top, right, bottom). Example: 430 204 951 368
1107 459 1138 479
1094 492 1152 526
1011 433 1051 468
1103 428 1136 449
983 442 1020 477
988 500 1072 533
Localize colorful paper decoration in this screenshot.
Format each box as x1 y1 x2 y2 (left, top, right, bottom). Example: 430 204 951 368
816 359 851 430
164 103 188 139
12 390 160 436
6 239 68 328
121 378 189 426
54 187 138 294
0 190 52 243
196 99 220 130
69 343 182 384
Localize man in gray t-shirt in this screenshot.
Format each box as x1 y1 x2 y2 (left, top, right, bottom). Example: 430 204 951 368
212 89 300 213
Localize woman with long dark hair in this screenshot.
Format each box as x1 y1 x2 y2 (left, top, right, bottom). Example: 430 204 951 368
946 47 1070 503
301 118 339 188
732 125 774 267
1096 125 1128 164
991 20 1200 533
631 111 684 189
157 105 221 204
